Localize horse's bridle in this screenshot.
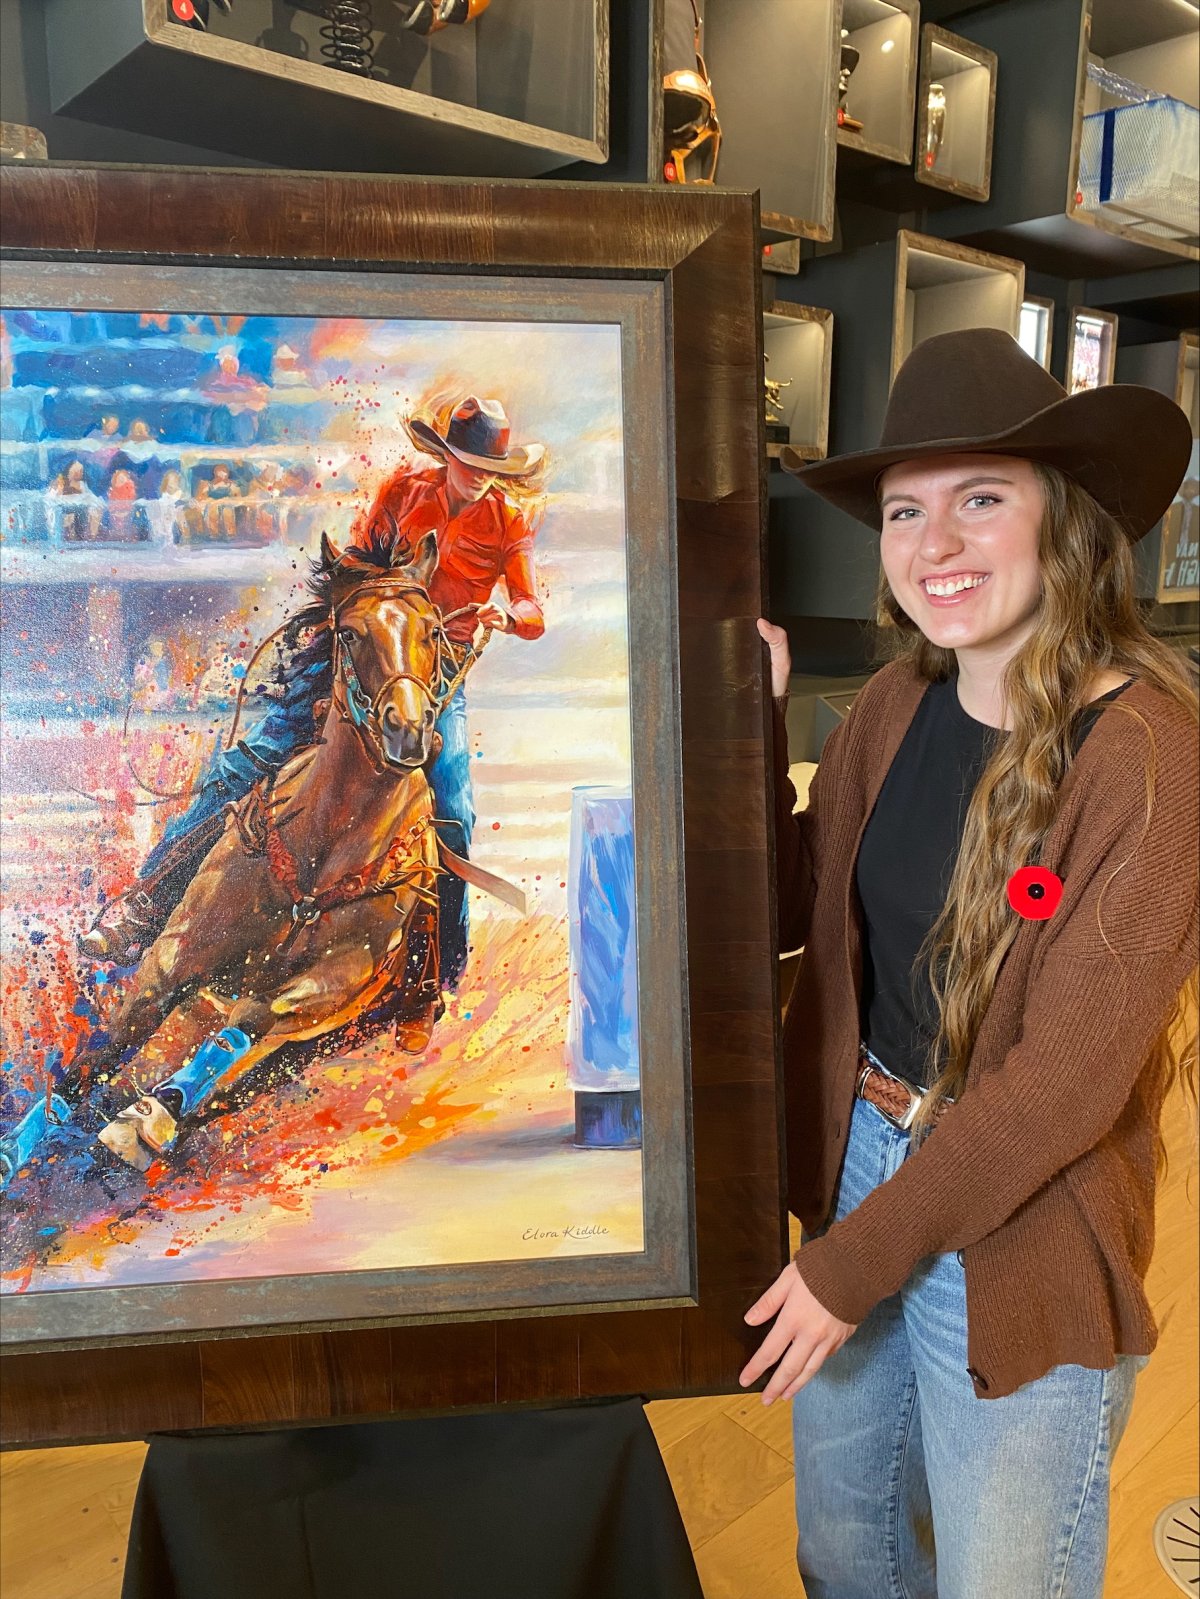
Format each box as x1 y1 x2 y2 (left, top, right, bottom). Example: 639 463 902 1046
330 578 484 770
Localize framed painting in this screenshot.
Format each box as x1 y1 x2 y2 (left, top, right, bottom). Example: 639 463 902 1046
0 165 781 1445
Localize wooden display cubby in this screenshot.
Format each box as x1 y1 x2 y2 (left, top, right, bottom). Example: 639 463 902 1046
892 230 1025 380
915 24 997 201
42 0 609 178
1068 0 1200 261
836 0 920 167
701 0 840 240
1065 306 1118 394
1019 295 1056 369
763 304 833 464
1176 332 1200 433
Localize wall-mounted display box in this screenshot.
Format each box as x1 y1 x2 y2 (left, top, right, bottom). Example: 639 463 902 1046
763 305 834 464
763 238 803 277
1158 331 1200 606
1069 0 1199 260
1065 306 1118 394
914 0 1192 278
915 24 997 201
893 230 1025 379
1177 332 1200 433
1113 332 1199 611
42 0 609 177
1019 295 1056 369
837 0 920 167
701 0 839 240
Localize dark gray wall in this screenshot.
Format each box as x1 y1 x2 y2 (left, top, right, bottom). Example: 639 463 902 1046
1 0 257 166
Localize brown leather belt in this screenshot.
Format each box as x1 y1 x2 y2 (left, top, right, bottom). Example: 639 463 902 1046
856 1045 950 1132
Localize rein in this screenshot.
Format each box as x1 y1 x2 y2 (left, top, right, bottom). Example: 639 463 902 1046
261 808 440 951
329 579 492 772
240 576 497 944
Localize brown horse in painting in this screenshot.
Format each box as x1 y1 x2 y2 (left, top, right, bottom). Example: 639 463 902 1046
90 529 455 1171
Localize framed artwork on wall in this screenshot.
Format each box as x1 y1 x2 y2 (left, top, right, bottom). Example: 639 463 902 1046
1065 306 1118 395
0 165 781 1445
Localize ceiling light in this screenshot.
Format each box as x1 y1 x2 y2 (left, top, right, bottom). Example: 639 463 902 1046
881 38 895 52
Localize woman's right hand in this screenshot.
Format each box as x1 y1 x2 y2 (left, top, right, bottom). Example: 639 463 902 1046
757 618 792 699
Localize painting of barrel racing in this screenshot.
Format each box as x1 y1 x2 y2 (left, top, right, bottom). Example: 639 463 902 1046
0 306 645 1296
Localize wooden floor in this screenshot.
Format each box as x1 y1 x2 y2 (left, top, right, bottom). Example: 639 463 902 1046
1 1078 1195 1598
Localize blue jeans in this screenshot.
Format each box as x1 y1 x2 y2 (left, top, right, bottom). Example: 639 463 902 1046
792 1095 1145 1599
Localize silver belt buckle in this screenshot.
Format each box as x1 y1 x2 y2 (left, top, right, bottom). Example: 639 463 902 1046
859 1044 925 1132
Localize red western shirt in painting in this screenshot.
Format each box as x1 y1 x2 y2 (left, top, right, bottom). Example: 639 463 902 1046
359 466 544 645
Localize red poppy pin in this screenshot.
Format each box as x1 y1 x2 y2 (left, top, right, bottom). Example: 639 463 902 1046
1006 866 1063 921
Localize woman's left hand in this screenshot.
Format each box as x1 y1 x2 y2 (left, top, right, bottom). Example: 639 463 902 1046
739 1262 858 1405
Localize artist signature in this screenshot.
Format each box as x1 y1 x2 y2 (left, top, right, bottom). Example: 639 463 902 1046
522 1223 611 1242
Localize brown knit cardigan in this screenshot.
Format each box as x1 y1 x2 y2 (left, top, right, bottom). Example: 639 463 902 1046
776 657 1199 1400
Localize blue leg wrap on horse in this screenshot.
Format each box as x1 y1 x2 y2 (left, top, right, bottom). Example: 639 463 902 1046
0 1094 73 1187
154 1027 252 1117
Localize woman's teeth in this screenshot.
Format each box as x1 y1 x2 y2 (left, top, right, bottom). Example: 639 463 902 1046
923 574 989 597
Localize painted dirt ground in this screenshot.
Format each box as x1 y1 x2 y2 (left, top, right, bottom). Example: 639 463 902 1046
0 309 643 1292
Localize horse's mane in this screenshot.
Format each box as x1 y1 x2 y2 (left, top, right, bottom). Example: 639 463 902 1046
287 517 399 639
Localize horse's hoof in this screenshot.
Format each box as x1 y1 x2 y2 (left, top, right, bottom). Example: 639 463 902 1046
395 1004 438 1055
97 1096 178 1171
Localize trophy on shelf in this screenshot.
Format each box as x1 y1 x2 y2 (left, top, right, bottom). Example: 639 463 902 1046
663 0 721 184
837 34 863 132
764 358 792 446
924 82 947 169
0 122 48 162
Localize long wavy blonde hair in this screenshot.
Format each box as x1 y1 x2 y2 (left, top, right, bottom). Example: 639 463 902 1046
875 463 1198 1151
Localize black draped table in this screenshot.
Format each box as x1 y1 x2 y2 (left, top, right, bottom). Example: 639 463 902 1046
121 1396 705 1599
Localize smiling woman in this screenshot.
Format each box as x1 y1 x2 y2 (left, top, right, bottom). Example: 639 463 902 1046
753 327 1198 1599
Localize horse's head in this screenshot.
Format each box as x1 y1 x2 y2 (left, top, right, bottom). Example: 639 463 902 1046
327 527 444 771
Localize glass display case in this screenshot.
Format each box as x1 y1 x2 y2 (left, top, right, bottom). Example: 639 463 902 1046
892 230 1024 380
915 23 996 201
836 0 920 167
762 303 833 462
42 0 609 176
1065 306 1118 394
1069 0 1199 259
700 0 840 240
1019 295 1055 369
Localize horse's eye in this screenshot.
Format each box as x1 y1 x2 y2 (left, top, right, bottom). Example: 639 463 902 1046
338 627 357 646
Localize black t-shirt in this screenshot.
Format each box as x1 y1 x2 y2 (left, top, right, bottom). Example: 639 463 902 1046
855 674 1131 1088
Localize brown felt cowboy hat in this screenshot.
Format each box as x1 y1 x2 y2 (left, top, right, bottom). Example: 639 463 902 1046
407 395 544 477
783 328 1192 541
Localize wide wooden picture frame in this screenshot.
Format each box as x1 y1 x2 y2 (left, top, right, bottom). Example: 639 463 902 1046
0 165 782 1446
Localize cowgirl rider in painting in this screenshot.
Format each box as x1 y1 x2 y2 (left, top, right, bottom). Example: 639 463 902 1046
79 395 546 1049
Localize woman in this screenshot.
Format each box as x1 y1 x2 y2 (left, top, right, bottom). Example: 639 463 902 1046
743 329 1198 1598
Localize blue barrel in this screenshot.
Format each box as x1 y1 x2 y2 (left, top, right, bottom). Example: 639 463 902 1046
567 786 641 1149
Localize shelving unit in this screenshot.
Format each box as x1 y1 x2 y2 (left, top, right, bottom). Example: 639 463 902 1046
1018 294 1055 368
1068 0 1200 261
1064 305 1118 393
1157 330 1200 605
1177 331 1200 432
702 0 839 240
42 0 609 177
892 230 1024 378
915 24 997 201
836 0 920 167
763 305 833 464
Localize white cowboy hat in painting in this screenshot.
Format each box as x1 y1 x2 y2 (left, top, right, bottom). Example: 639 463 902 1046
407 396 545 477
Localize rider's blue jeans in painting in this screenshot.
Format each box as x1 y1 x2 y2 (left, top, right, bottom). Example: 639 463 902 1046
792 1094 1145 1599
140 672 474 991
